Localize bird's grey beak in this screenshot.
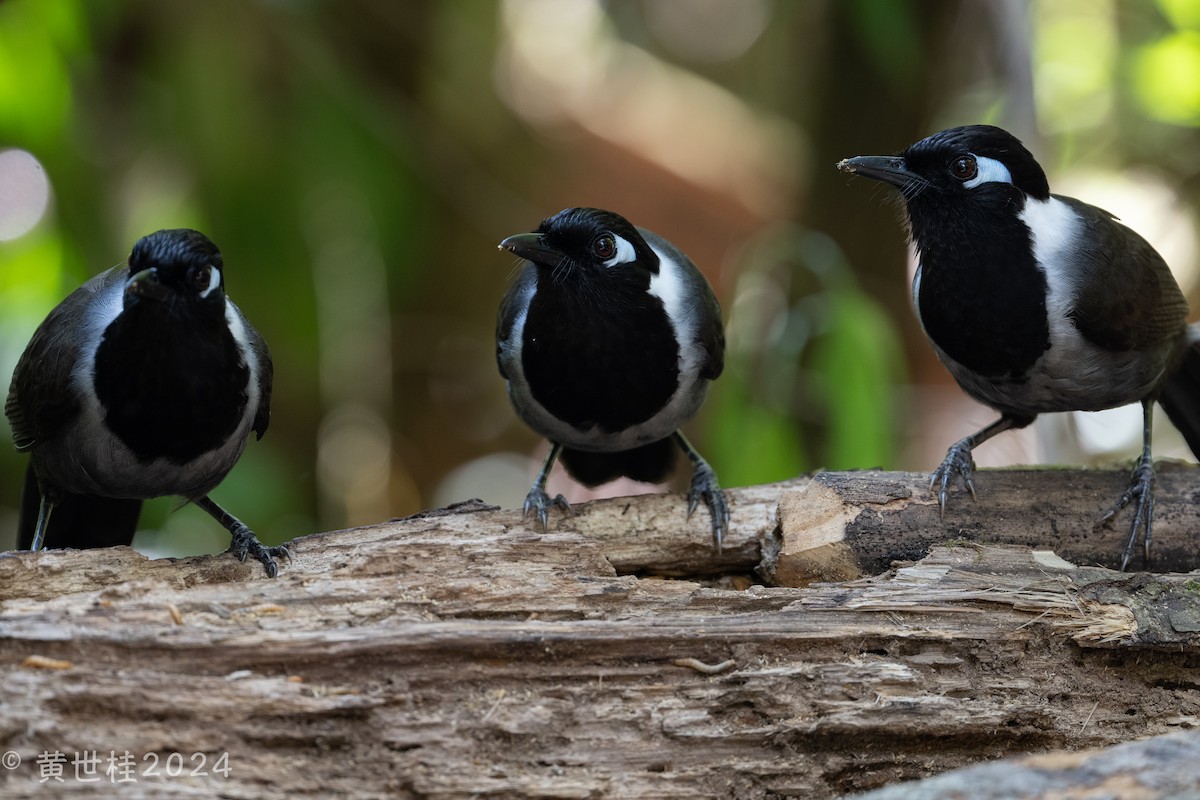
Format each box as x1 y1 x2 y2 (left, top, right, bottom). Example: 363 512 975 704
499 233 562 265
127 267 169 301
837 155 916 189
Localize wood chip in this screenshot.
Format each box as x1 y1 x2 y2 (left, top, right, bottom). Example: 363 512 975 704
22 655 72 671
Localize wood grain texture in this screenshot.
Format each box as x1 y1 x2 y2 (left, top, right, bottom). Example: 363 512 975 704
848 730 1200 800
0 469 1198 798
773 464 1200 581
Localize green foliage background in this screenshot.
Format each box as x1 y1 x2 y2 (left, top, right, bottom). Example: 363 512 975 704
1 1 1198 557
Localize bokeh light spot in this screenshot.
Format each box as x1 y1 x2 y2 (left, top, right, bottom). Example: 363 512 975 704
0 149 50 241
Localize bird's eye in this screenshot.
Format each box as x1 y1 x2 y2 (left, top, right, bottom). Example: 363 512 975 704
192 265 221 297
192 266 210 291
950 155 978 181
592 235 616 261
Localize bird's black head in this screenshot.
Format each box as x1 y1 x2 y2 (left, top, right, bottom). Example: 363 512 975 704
838 126 1060 381
837 124 1051 209
499 207 660 283
125 228 226 310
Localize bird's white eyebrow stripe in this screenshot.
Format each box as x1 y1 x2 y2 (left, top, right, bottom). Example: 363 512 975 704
200 266 221 298
602 234 637 268
964 155 1013 189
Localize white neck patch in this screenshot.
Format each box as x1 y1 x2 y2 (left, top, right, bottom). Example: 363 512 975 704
647 242 704 371
601 234 637 268
1019 195 1084 348
964 155 1013 190
1019 195 1079 267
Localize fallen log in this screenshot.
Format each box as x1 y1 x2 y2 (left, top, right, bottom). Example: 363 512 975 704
770 463 1200 582
0 467 1197 798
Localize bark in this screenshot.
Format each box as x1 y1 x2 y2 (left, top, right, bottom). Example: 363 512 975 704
848 730 1200 800
1 467 1199 799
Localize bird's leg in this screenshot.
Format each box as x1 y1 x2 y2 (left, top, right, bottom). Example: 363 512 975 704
674 431 730 552
1097 398 1156 572
523 442 571 531
195 496 290 578
931 414 1031 514
29 494 53 551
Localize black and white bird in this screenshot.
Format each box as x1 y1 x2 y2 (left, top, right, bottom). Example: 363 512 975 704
6 228 289 576
837 124 1200 570
496 207 730 547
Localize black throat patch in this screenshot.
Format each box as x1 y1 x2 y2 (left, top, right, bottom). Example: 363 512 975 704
93 300 249 464
910 195 1051 378
521 270 680 433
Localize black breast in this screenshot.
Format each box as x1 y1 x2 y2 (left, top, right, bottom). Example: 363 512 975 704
93 306 249 464
911 203 1051 378
521 280 680 433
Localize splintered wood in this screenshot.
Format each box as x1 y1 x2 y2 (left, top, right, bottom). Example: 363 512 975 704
772 465 1200 581
1 470 1199 799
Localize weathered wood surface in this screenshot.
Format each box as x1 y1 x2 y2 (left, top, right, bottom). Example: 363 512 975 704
0 468 1199 798
848 729 1200 799
771 463 1200 581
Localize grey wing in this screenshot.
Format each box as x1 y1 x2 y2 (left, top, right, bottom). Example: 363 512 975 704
246 320 273 440
5 268 125 451
641 229 725 380
1058 195 1188 353
496 263 538 380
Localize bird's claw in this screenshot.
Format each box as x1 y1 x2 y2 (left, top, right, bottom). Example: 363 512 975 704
1097 457 1155 572
930 441 977 515
523 488 571 532
687 462 730 552
229 526 291 578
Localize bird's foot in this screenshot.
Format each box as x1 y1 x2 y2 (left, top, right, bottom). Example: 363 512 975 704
687 461 730 552
523 487 571 532
1097 456 1155 572
228 524 292 578
930 439 978 514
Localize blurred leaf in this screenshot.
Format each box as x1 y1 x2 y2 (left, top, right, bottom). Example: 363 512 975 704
706 365 806 486
1131 31 1200 126
847 0 921 90
807 289 903 470
705 227 904 484
0 230 63 311
0 0 85 143
1158 0 1200 30
1033 0 1117 133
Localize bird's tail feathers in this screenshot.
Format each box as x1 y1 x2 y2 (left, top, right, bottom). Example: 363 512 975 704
17 463 143 550
1160 324 1200 459
559 439 677 487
